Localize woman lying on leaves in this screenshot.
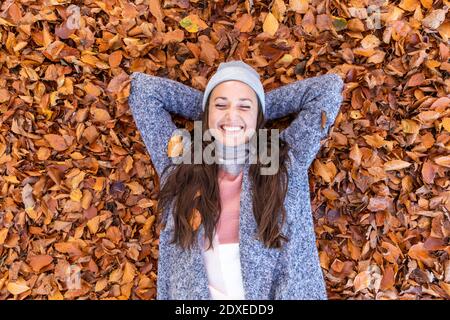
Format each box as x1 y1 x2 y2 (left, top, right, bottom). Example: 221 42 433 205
128 60 344 300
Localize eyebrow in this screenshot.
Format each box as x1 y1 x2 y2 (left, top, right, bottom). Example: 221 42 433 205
214 97 253 102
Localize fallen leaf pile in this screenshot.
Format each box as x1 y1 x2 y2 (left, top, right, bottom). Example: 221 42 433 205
0 0 449 300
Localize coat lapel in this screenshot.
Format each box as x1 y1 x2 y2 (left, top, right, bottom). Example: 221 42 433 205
238 163 282 300
189 162 282 300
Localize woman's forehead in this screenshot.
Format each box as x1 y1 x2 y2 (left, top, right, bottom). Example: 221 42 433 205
211 81 257 101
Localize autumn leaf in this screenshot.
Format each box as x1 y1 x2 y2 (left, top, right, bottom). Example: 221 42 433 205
263 12 279 36
44 134 69 151
167 134 184 158
189 208 202 231
289 0 309 13
180 15 208 33
29 255 53 272
7 281 30 295
383 159 412 171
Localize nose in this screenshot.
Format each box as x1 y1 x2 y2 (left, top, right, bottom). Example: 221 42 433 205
224 105 240 120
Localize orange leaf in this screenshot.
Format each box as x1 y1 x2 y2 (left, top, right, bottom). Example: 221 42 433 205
408 242 435 267
235 14 254 33
399 0 419 11
29 255 53 272
380 265 395 291
313 160 337 183
44 134 69 151
381 241 402 264
189 208 202 231
442 117 450 132
108 50 122 68
0 228 8 245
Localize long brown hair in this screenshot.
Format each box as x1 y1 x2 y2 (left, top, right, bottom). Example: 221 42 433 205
157 95 291 251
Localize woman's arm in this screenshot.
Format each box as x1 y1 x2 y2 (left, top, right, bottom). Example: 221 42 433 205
265 73 344 169
127 72 204 177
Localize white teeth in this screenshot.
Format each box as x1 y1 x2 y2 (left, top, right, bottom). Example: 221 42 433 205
222 126 242 132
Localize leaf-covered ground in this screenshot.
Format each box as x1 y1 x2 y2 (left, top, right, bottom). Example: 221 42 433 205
0 0 449 300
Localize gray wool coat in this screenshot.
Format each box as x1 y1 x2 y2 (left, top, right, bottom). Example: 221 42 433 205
127 70 344 300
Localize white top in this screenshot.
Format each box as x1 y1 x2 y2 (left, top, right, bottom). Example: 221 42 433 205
201 231 245 300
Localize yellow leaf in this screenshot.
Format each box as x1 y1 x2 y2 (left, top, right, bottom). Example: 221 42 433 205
109 268 123 284
180 15 208 33
0 228 8 245
272 0 287 22
4 176 20 184
87 216 101 234
25 207 38 220
278 54 293 65
48 290 64 300
263 12 279 36
120 282 133 299
70 188 83 202
122 261 136 284
442 118 450 132
401 119 420 134
7 281 30 295
95 278 108 292
350 110 363 119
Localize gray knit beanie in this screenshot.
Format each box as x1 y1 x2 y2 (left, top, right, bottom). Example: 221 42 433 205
201 60 265 115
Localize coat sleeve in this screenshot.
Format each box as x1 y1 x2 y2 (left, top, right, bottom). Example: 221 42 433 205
264 73 344 170
127 72 204 178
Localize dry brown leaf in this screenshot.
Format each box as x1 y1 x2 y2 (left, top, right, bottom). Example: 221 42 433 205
29 255 53 272
189 208 202 231
7 281 30 295
44 134 69 151
289 0 309 13
383 159 412 171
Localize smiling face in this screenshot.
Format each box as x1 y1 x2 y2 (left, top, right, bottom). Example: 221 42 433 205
207 80 259 146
